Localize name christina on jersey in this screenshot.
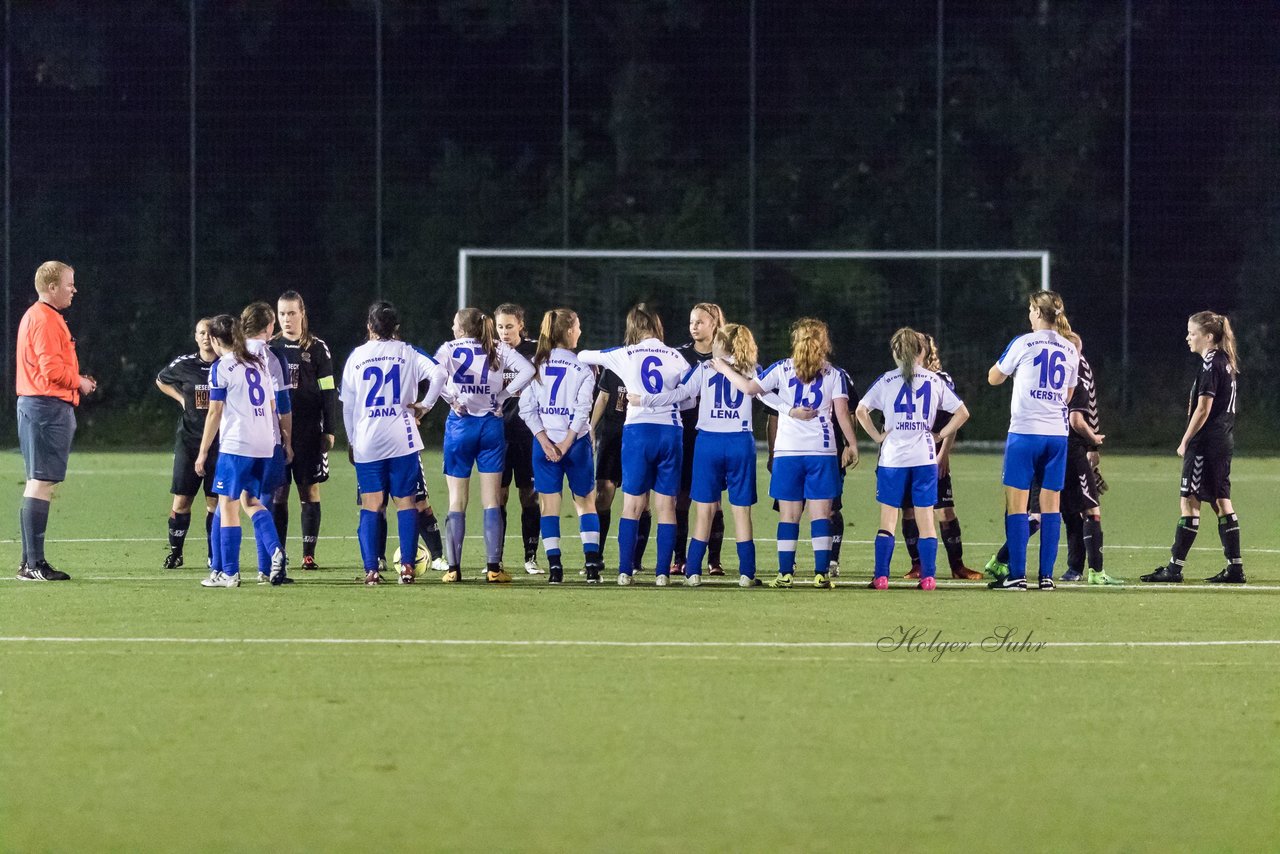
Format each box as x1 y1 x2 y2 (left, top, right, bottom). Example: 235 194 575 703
894 421 932 431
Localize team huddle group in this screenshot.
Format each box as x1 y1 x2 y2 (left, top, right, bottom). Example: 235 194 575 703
146 285 1245 590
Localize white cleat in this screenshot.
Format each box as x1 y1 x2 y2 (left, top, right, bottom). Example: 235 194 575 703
617 572 633 586
655 574 669 587
524 559 544 575
257 571 270 585
201 571 240 588
429 557 449 572
685 573 702 587
828 559 840 578
738 575 756 588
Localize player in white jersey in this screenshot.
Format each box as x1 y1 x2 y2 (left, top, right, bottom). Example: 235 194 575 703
194 312 288 588
518 308 602 585
341 301 443 585
986 290 1079 590
715 317 858 589
856 328 969 590
433 307 535 583
578 303 689 586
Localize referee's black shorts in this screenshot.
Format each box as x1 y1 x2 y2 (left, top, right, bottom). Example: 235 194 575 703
595 426 623 485
286 424 330 488
172 438 219 498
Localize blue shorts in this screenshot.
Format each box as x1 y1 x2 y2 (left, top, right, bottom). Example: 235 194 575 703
690 431 757 506
876 464 938 509
770 455 841 502
532 435 596 497
443 413 506 477
621 423 683 497
1003 432 1068 491
355 452 423 498
17 395 76 483
213 452 274 499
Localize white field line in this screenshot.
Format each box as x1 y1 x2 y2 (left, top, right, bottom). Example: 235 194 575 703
0 636 1278 649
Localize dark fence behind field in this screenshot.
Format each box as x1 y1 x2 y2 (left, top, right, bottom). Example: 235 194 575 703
2 0 1277 447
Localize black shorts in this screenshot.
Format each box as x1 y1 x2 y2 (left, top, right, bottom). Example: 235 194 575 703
596 427 624 485
1061 442 1100 515
172 439 219 498
678 424 698 493
17 395 76 483
502 433 534 489
285 428 330 488
1181 439 1232 501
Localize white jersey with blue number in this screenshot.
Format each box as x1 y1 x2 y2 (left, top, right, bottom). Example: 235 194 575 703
642 360 764 434
860 368 963 468
518 348 595 443
756 359 849 456
209 352 279 459
434 337 534 417
247 338 290 445
578 338 688 427
995 330 1079 436
340 339 431 464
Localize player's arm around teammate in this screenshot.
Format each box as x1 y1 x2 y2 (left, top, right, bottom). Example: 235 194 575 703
672 303 726 576
494 303 545 574
520 309 603 584
1142 312 1244 584
855 328 968 590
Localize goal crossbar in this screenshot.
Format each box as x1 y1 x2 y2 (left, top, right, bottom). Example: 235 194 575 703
457 248 1051 309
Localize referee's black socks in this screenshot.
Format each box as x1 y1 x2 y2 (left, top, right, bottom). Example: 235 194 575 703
1169 515 1199 569
272 500 290 552
521 504 540 562
300 501 321 560
1217 513 1242 568
168 511 191 553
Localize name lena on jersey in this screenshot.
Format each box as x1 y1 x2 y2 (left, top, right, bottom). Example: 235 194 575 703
709 408 743 420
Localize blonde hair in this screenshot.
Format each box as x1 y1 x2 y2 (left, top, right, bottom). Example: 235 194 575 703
534 308 578 371
34 261 72 294
790 317 830 384
919 332 942 372
691 302 724 332
1189 311 1239 374
456 307 500 369
891 327 924 386
624 303 664 345
712 323 758 376
1030 290 1073 339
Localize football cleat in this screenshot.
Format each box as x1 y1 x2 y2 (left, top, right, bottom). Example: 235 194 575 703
548 566 564 584
269 548 289 586
257 571 271 585
828 559 840 578
201 571 240 588
429 557 449 572
163 551 184 570
813 573 833 589
486 569 513 584
17 560 71 582
918 577 937 591
616 572 633 586
988 576 1027 590
377 557 387 573
301 556 320 571
1087 569 1124 586
655 574 669 587
1140 565 1183 583
684 573 701 587
1038 576 1056 591
904 562 921 580
951 565 984 580
399 564 416 584
1205 566 1246 584
441 568 462 583
364 570 382 586
869 576 889 590
1060 569 1084 582
524 559 544 575
768 573 793 589
670 561 685 577
707 565 725 577
738 575 761 587
984 555 1009 580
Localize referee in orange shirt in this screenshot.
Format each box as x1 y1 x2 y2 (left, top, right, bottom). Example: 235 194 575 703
15 261 97 581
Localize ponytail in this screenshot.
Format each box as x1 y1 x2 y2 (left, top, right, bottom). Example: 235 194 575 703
535 308 578 372
790 317 831 384
1030 290 1073 340
624 303 664 345
1190 311 1240 374
891 327 923 386
920 333 942 372
235 302 273 368
457 307 499 369
713 323 759 377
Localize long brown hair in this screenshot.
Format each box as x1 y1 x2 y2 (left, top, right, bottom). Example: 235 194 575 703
1189 311 1240 373
456 307 499 369
233 302 274 367
919 332 942 372
624 303 664 345
276 290 314 349
1030 290 1073 339
713 323 758 376
534 308 578 371
208 313 261 368
790 317 830 383
891 327 924 386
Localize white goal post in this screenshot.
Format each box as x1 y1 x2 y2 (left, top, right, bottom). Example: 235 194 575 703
457 248 1051 310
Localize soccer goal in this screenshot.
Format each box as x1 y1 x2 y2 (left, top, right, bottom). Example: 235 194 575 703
457 248 1049 399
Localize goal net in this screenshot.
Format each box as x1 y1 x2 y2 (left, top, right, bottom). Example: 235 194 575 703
458 249 1050 437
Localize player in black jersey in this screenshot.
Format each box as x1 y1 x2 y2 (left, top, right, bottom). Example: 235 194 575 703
590 366 652 570
673 303 726 574
271 291 338 570
901 335 983 580
495 304 544 574
156 318 221 569
1143 312 1244 584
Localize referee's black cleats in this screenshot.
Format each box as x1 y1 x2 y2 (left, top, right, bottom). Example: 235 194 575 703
1140 565 1184 583
16 560 71 581
163 551 184 570
1205 566 1246 584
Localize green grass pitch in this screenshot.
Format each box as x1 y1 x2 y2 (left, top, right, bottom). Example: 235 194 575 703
2 449 1278 852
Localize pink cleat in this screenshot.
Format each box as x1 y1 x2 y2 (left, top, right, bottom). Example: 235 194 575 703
870 576 889 590
919 577 936 591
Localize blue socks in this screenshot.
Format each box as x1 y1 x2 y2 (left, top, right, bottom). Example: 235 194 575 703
812 518 831 574
1005 513 1030 580
1038 512 1061 579
736 540 756 579
483 507 503 564
655 522 676 576
580 512 600 557
210 507 222 571
445 511 465 567
218 526 242 577
616 517 639 575
777 522 799 575
250 510 282 573
396 509 418 567
685 537 708 576
357 509 379 570
874 530 895 578
541 515 562 560
918 536 939 579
